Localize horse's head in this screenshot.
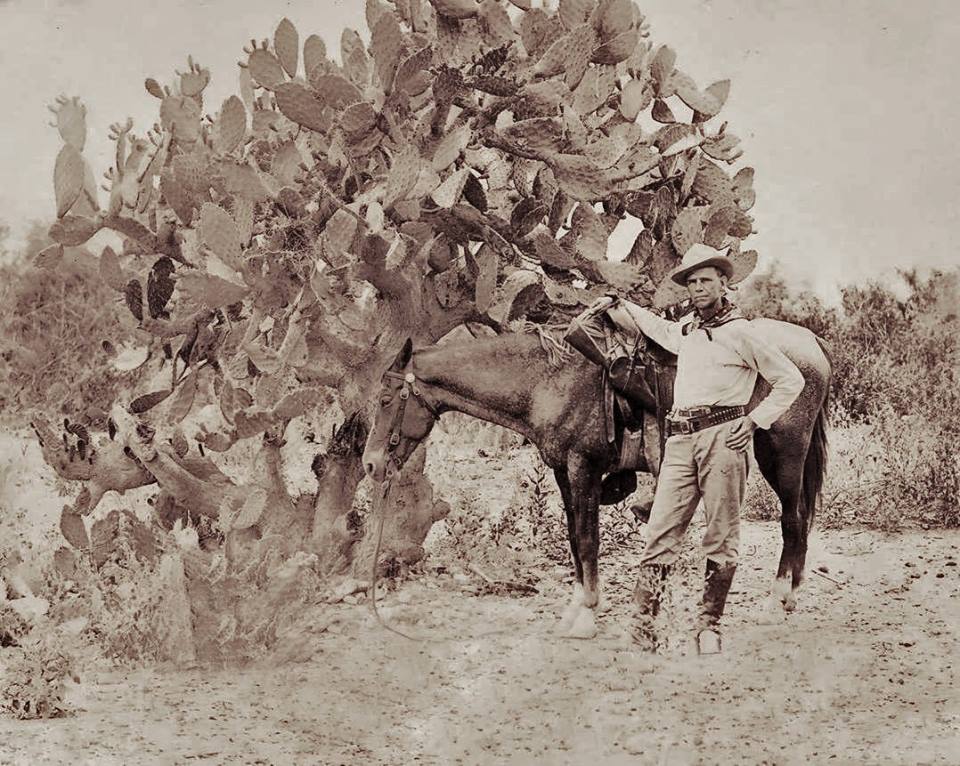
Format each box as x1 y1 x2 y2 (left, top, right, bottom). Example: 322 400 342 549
362 338 440 483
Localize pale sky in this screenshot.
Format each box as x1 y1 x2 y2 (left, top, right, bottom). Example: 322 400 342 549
2 0 959 298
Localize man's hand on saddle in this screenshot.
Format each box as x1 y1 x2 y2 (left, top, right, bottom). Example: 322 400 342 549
726 416 757 452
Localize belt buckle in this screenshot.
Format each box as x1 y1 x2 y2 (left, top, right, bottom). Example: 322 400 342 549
667 418 693 436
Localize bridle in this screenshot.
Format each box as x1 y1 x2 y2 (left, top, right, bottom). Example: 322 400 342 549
381 369 441 457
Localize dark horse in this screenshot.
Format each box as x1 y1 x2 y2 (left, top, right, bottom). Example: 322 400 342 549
362 321 830 639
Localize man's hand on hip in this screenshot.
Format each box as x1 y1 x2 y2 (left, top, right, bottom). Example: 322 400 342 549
726 416 757 452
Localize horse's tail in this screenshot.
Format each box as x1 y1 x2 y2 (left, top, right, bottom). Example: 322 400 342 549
803 336 832 529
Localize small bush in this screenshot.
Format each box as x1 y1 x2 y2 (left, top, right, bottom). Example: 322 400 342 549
0 225 132 421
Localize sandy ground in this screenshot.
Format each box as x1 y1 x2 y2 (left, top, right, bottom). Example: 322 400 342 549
1 428 959 765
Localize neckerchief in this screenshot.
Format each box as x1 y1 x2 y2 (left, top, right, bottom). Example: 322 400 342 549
681 298 746 339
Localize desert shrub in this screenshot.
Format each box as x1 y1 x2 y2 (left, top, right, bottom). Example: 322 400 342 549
0 226 133 420
740 266 959 528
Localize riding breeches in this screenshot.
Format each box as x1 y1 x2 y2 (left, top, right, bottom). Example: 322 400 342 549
639 423 749 567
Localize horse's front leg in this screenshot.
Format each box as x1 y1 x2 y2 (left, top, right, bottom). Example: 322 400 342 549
554 467 586 634
560 454 602 639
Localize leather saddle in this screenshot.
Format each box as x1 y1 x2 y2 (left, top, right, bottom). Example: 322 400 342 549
565 307 677 505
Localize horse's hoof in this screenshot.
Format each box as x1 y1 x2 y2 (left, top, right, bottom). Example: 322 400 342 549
564 606 598 640
558 599 582 633
757 596 786 625
696 628 722 655
781 592 798 613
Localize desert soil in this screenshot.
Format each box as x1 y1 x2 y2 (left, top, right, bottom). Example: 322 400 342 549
1 428 959 765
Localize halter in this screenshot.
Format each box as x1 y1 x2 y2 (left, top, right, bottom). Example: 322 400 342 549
381 369 441 453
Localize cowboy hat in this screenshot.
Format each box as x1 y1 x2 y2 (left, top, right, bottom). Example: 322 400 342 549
653 246 758 308
669 243 735 285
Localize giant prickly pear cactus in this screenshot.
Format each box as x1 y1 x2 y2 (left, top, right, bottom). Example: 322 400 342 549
37 0 758 575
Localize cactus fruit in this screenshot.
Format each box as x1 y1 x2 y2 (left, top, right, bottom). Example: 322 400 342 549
274 18 299 77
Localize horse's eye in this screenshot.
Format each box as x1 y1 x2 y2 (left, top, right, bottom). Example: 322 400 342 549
380 397 392 406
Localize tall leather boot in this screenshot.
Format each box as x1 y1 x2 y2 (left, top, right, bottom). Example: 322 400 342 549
631 562 671 651
696 559 737 654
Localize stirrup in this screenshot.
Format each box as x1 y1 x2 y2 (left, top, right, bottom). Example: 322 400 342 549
695 627 722 655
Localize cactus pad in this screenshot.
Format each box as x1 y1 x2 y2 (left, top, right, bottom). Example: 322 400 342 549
650 45 676 90
303 34 328 79
248 49 286 90
559 0 596 30
53 145 84 218
274 18 300 77
216 96 247 154
371 11 404 92
591 27 639 65
200 203 243 269
564 24 598 90
276 83 328 131
395 47 434 96
50 96 87 151
479 0 516 46
732 166 755 210
310 73 362 109
429 0 481 19
49 215 101 246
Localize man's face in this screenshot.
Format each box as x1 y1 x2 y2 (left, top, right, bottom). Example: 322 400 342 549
685 266 726 310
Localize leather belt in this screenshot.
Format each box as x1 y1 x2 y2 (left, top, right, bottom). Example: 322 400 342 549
665 405 746 437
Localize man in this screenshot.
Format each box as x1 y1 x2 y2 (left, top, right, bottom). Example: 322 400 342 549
603 243 805 654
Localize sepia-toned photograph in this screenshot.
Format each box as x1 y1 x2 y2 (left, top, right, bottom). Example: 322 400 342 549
0 0 957 763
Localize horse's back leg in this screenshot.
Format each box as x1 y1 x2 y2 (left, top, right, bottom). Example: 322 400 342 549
754 428 809 611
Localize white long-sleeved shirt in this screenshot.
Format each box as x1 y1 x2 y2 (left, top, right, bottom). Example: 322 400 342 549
608 302 805 430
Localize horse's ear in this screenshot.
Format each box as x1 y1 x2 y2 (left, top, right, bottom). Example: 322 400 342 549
390 338 413 371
